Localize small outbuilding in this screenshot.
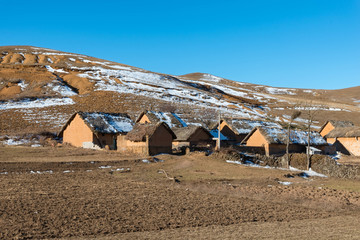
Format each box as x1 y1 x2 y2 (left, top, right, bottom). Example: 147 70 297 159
172 125 214 149
242 126 329 156
212 118 282 144
58 112 134 150
117 122 176 156
319 120 354 137
325 127 360 156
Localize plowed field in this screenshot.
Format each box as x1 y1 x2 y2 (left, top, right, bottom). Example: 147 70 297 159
1 147 360 239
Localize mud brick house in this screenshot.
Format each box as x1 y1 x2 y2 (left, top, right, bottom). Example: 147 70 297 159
117 122 176 156
172 126 214 149
319 120 354 137
242 126 329 156
136 110 188 128
211 118 282 144
325 127 360 156
58 112 133 150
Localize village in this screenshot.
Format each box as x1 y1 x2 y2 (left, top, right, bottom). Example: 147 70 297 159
58 109 360 166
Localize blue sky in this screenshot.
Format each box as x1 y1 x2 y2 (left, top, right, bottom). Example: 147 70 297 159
1 0 359 89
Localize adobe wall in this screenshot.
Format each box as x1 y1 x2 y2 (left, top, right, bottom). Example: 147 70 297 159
245 130 267 147
63 114 93 148
149 124 173 155
138 115 151 124
117 135 148 155
173 141 190 148
327 137 336 144
336 137 360 156
117 125 173 156
233 145 265 155
268 144 305 156
320 123 334 137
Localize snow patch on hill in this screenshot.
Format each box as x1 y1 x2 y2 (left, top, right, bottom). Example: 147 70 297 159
0 98 75 110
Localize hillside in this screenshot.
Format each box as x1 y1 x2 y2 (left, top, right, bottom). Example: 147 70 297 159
0 46 359 135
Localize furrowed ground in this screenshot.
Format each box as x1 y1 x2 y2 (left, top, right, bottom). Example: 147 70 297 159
1 146 360 239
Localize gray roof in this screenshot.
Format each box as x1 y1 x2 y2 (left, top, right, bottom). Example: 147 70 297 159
172 126 212 141
59 112 133 135
243 126 327 146
320 120 354 133
326 127 360 138
126 122 176 142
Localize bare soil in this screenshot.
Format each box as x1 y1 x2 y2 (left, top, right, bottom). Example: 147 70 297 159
1 147 360 239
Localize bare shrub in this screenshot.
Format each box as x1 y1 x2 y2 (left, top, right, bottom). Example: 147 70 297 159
212 148 250 163
312 156 360 179
256 154 283 168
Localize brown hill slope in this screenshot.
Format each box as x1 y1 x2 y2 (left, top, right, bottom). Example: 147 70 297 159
0 46 359 135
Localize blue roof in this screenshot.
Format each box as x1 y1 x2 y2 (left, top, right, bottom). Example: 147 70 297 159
210 129 229 141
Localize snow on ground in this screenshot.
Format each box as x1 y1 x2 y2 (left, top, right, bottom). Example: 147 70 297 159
2 138 30 145
99 165 112 169
294 106 346 112
0 98 75 110
107 65 132 70
30 170 53 174
226 160 327 177
46 65 69 74
18 80 28 91
303 90 313 93
31 51 86 57
265 87 296 95
278 181 292 186
289 166 327 178
88 69 263 118
46 81 77 96
18 109 69 128
200 74 223 83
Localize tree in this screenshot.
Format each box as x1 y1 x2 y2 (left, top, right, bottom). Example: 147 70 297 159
303 102 319 170
286 110 301 168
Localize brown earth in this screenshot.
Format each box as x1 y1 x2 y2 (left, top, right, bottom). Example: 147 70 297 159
1 46 360 138
1 147 360 239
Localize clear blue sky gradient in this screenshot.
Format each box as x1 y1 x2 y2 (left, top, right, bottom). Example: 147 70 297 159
1 0 359 89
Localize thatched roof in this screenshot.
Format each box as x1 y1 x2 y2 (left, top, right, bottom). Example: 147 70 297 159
58 112 133 136
319 120 354 133
211 118 282 135
325 127 360 138
172 126 212 141
125 122 176 142
242 126 327 146
136 110 188 128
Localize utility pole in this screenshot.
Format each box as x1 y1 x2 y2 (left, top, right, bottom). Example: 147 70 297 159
216 111 221 150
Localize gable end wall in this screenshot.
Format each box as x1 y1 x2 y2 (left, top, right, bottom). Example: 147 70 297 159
63 114 93 147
